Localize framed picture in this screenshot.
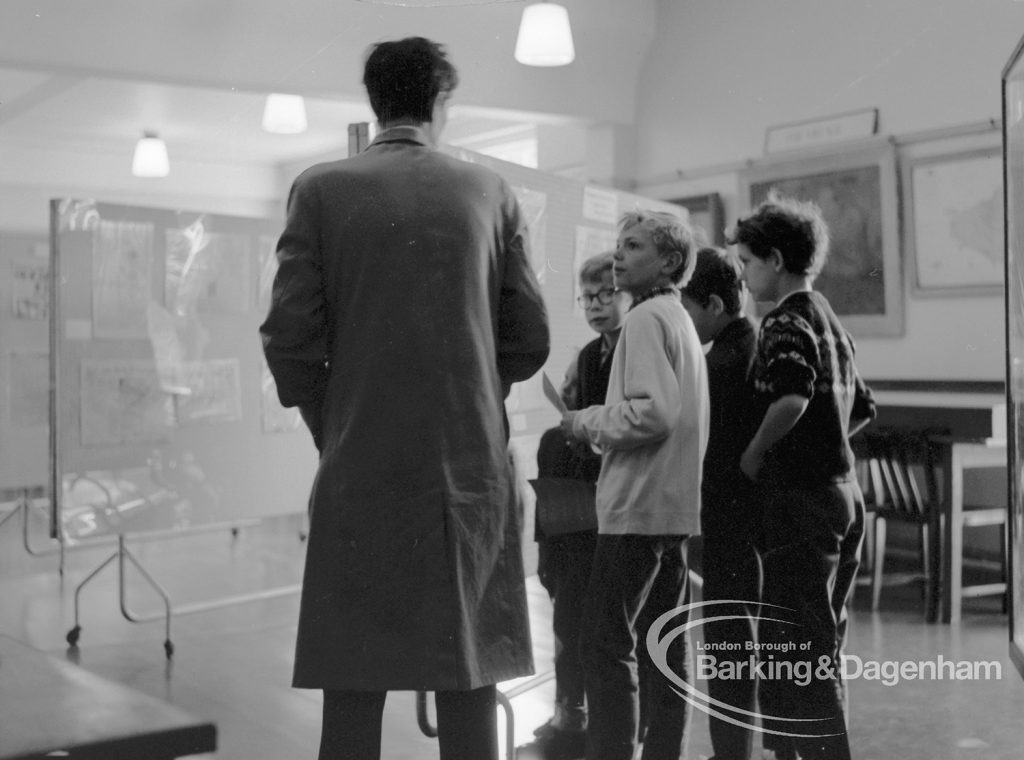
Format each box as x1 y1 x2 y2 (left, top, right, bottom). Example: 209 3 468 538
904 146 1003 296
666 192 725 246
1001 30 1024 681
738 141 903 337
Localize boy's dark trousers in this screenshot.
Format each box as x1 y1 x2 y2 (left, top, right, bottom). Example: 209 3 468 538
757 478 864 760
580 534 690 760
700 530 762 760
537 529 598 727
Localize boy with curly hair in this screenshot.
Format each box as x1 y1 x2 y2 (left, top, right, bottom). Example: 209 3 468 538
731 191 875 760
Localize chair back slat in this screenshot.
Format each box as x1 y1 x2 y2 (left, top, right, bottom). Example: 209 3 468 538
866 457 886 507
862 428 934 522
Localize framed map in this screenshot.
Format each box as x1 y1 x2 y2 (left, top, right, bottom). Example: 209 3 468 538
904 147 1003 296
739 141 903 336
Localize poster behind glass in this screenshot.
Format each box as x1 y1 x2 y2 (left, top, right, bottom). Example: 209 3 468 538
50 200 318 541
1003 33 1024 680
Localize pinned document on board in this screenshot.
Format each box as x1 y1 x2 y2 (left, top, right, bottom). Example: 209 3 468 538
541 371 568 416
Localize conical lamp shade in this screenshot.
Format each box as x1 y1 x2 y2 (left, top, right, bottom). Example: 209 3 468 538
132 132 169 177
262 93 308 134
515 2 575 66
355 0 520 5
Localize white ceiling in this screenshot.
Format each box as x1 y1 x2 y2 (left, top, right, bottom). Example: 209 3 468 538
0 0 657 171
0 67 376 165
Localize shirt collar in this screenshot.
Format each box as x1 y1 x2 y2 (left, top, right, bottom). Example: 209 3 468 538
368 125 433 149
775 288 812 307
628 285 679 311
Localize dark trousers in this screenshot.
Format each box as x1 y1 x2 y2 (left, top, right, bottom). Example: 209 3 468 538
319 686 497 760
580 534 690 760
538 530 598 724
701 533 763 760
757 479 864 760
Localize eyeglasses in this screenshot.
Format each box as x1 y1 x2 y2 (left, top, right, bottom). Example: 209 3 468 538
576 288 618 307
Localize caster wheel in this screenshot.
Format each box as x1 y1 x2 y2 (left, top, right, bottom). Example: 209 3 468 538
66 626 81 646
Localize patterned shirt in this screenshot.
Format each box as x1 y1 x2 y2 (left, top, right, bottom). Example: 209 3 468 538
750 290 875 485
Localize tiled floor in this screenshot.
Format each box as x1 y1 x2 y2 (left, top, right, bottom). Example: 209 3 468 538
1 502 1022 759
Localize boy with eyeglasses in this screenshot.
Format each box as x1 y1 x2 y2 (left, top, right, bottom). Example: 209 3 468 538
531 251 630 758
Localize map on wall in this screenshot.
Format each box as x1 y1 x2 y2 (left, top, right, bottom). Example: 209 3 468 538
740 143 902 336
910 151 1003 292
751 166 885 317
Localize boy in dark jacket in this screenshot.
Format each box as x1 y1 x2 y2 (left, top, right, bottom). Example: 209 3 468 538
681 247 760 760
533 251 628 758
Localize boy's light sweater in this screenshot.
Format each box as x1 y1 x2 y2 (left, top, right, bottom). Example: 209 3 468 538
572 293 709 535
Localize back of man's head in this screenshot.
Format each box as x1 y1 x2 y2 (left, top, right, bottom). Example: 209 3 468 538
363 37 459 125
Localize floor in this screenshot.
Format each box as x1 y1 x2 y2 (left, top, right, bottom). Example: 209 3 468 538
1 502 1022 760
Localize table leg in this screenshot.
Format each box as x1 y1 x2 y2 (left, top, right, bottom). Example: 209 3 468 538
941 445 964 624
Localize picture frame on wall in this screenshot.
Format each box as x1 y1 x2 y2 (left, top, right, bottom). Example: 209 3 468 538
903 146 1003 296
666 192 725 246
738 141 903 337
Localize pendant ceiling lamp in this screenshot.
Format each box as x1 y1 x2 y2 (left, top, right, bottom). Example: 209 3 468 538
131 132 170 178
262 93 308 134
355 0 520 5
515 1 575 66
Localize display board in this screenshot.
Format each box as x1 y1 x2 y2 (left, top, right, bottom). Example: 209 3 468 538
0 233 50 496
51 199 317 540
444 147 691 455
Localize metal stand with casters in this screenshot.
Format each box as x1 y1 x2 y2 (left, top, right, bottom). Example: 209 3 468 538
0 488 70 575
65 521 301 659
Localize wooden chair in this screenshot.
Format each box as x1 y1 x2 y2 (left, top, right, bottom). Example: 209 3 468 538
866 427 1007 622
864 428 943 620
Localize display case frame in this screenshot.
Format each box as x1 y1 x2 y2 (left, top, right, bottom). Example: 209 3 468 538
1002 31 1024 680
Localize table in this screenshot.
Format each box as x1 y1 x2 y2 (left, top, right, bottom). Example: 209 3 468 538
931 436 1008 624
0 634 216 759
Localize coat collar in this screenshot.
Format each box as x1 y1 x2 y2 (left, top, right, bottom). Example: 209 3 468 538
368 125 433 149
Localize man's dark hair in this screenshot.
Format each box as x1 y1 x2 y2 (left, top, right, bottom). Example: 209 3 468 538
681 247 744 315
363 37 459 124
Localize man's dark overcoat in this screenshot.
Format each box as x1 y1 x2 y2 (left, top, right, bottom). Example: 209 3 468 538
261 126 550 690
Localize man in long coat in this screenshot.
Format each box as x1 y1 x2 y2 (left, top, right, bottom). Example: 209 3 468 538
260 37 550 760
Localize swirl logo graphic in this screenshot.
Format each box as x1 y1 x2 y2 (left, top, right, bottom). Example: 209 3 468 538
645 600 844 740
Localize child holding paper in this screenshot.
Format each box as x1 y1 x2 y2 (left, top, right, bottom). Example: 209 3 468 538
562 210 709 760
532 251 629 758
